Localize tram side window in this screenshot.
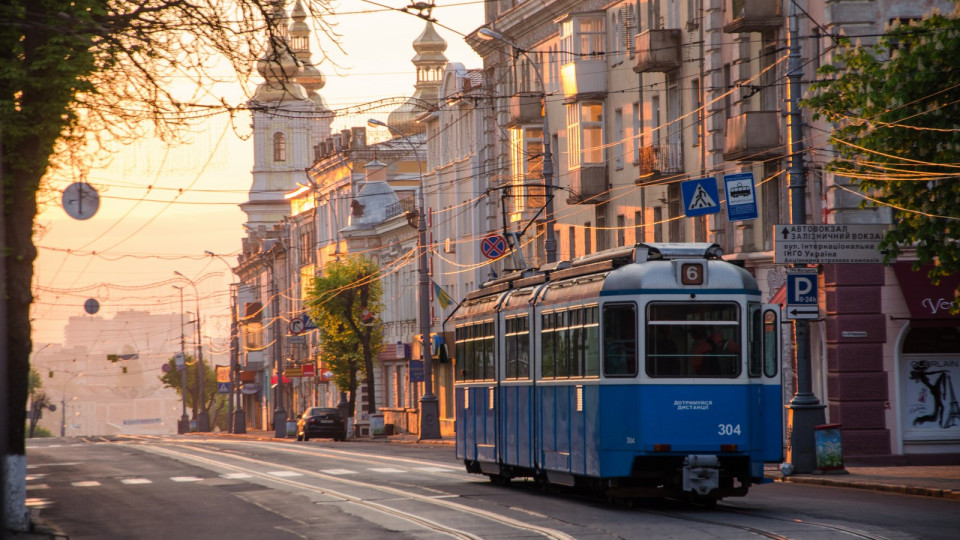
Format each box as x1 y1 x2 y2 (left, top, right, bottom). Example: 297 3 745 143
603 304 638 377
542 312 555 378
539 306 601 379
455 321 495 381
584 306 600 376
505 315 530 379
482 321 495 380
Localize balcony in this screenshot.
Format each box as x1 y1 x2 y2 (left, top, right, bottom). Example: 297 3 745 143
723 111 783 162
723 0 783 34
567 164 608 204
638 142 683 180
633 29 682 73
560 58 607 100
508 93 543 126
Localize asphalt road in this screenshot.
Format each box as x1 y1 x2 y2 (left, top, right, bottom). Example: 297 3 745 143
26 435 960 539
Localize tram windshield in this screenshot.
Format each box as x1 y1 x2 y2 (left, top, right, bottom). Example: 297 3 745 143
645 302 741 378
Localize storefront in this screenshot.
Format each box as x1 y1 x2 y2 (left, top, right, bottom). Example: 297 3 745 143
893 263 960 455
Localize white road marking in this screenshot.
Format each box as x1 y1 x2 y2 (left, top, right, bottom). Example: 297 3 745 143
368 467 405 473
121 478 153 485
318 468 357 475
71 481 101 487
170 476 203 482
221 473 253 479
413 467 450 473
267 471 303 477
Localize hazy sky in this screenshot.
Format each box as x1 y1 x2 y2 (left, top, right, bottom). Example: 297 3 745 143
32 1 484 346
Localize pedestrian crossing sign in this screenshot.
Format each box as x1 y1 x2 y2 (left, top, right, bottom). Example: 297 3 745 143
681 177 721 217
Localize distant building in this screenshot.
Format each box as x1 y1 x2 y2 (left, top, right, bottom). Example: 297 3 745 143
31 310 188 436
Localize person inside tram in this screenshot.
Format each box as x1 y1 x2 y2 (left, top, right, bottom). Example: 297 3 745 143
692 326 740 375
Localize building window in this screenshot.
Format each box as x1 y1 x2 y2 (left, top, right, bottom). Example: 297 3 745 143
614 108 624 170
596 207 608 252
510 126 546 214
566 102 604 169
654 207 663 242
584 221 592 254
634 210 644 244
273 132 286 162
617 214 626 247
559 13 606 64
632 101 642 163
568 226 577 259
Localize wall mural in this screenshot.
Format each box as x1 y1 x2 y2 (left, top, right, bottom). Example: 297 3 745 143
903 357 960 439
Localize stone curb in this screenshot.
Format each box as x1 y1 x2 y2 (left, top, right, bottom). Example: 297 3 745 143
769 475 960 501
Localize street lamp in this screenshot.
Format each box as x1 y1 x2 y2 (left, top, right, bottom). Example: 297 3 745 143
205 250 245 434
172 285 191 434
477 28 557 264
174 271 210 432
367 118 441 440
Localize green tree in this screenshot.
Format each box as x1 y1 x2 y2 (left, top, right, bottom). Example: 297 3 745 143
804 6 960 308
159 356 229 431
305 256 385 418
2 2 337 529
27 368 55 438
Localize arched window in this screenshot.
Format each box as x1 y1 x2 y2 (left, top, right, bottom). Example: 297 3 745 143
273 132 286 162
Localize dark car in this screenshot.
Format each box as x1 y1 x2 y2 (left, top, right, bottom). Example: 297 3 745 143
296 407 346 441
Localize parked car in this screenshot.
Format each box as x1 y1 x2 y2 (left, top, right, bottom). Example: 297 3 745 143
296 407 346 441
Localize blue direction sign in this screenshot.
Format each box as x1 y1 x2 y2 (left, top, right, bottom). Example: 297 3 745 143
786 268 819 320
217 382 231 394
481 234 508 259
681 177 721 217
724 172 759 222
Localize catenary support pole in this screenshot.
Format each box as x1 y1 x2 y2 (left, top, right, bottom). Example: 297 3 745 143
786 1 826 474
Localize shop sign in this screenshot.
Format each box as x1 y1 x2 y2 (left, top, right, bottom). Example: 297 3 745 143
892 263 960 320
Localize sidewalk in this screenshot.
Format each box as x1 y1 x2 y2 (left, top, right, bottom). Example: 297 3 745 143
764 463 960 501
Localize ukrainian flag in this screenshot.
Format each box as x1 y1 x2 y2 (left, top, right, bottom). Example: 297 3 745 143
433 280 454 309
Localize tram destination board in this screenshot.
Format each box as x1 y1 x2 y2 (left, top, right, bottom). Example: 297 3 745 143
774 224 890 264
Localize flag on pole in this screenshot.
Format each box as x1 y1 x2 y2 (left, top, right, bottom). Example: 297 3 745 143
433 281 454 309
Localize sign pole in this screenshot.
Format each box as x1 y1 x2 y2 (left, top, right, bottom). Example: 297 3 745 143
785 2 825 474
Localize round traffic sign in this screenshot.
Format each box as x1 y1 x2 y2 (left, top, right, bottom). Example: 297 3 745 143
289 317 305 335
84 298 100 315
481 234 508 259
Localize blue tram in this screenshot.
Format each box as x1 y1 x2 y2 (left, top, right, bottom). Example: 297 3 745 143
453 243 783 501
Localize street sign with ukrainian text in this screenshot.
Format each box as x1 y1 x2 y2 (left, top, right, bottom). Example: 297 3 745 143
774 224 889 264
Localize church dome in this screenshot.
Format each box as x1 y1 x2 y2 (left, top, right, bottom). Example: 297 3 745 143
386 21 447 136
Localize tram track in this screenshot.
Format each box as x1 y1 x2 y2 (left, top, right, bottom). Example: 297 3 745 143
133 440 577 540
633 504 893 540
119 438 896 540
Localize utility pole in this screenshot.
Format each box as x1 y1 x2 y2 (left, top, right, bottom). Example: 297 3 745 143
786 1 825 474
173 285 190 433
271 245 286 438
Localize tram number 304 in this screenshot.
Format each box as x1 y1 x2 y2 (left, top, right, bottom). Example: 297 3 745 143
718 424 742 436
